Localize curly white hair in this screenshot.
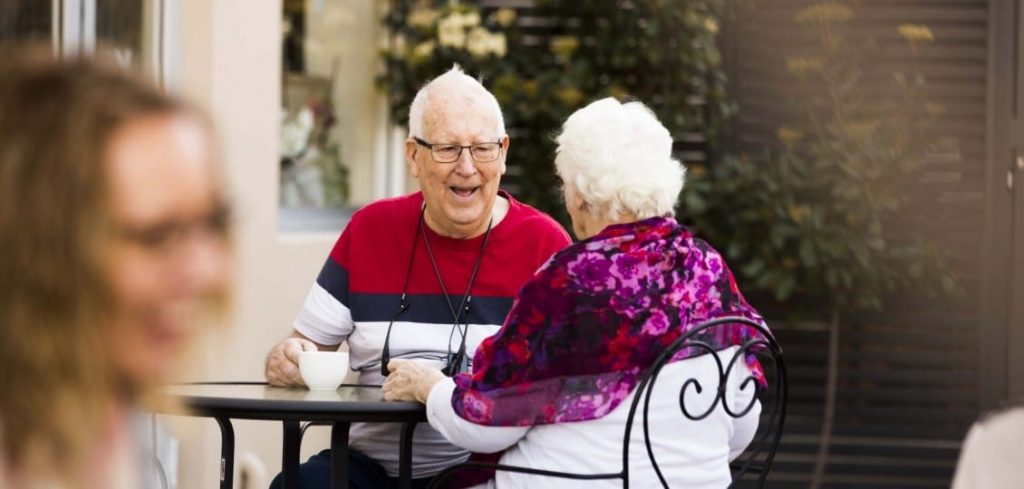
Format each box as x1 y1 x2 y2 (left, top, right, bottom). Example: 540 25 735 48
555 97 686 221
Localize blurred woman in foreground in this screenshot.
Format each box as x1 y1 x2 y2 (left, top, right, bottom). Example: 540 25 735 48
0 49 229 488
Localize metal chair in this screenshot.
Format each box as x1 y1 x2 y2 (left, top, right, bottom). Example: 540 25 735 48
427 316 787 488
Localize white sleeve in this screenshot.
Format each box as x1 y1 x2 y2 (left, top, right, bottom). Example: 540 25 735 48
951 421 984 489
426 379 530 454
293 283 353 346
728 360 762 461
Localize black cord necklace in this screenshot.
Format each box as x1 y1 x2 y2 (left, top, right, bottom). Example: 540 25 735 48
380 205 493 376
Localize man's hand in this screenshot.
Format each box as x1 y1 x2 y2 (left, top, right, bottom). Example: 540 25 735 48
265 335 320 387
382 359 446 404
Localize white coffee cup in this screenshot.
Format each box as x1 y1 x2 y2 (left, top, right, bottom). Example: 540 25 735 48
299 351 349 390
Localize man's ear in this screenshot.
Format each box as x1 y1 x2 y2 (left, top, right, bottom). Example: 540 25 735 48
499 135 510 175
405 138 420 177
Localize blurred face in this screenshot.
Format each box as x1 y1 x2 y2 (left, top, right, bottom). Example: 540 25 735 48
104 112 228 387
405 95 508 238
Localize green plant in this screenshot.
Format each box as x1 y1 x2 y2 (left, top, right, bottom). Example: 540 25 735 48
379 0 731 225
683 1 956 312
679 3 959 485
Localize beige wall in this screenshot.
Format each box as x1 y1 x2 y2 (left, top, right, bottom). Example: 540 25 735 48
170 0 354 487
304 0 382 206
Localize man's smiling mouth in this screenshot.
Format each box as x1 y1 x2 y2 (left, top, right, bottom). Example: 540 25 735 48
449 185 479 198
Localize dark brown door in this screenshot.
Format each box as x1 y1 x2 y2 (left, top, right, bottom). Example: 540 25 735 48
1009 0 1024 400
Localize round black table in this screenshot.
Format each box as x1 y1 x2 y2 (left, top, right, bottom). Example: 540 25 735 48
163 382 427 489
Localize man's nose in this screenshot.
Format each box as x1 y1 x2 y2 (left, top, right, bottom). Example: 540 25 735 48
454 148 477 176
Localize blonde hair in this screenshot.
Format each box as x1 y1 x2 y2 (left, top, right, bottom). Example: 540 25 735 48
0 47 212 481
555 97 686 221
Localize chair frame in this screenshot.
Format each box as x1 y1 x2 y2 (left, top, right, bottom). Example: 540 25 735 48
427 316 788 488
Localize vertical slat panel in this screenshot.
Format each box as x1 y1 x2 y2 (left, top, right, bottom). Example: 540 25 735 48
726 1 988 487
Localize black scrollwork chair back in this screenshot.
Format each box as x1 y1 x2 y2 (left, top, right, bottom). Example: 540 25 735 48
427 316 787 488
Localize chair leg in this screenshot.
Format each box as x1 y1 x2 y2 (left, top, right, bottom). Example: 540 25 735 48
215 417 234 489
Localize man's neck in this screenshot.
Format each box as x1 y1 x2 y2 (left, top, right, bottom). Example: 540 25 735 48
425 194 509 239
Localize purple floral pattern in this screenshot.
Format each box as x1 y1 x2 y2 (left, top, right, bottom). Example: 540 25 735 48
451 216 769 426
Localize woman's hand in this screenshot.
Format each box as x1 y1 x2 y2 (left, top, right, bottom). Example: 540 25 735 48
382 359 446 404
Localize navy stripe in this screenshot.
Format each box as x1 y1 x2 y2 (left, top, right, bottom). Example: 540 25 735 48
349 293 514 325
316 258 350 307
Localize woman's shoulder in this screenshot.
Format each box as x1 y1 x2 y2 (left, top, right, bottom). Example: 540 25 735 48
975 400 1024 431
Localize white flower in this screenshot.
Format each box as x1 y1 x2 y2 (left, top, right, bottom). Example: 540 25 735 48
389 35 408 56
412 40 436 60
462 11 481 27
280 107 315 158
466 28 490 57
488 31 507 57
408 7 440 29
466 28 507 58
437 15 466 48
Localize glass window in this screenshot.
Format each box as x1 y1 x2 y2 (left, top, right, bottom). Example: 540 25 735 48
279 0 403 232
0 0 54 44
0 0 164 82
95 0 163 76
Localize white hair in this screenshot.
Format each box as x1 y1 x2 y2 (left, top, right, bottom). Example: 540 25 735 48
408 65 505 138
555 97 686 221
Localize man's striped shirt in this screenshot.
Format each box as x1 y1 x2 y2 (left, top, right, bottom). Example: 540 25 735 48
294 190 570 477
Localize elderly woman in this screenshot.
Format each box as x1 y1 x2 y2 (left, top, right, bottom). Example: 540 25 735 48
383 98 767 488
0 50 229 487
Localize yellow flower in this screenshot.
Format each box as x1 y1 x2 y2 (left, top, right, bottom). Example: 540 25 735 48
410 41 435 64
490 8 517 28
844 119 880 140
795 2 854 27
898 24 934 43
786 56 825 76
704 17 719 34
788 205 812 223
556 86 584 107
777 126 804 148
550 36 580 63
925 102 946 117
522 80 539 97
607 85 629 100
407 7 440 29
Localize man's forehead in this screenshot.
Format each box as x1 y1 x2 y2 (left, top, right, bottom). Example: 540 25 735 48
421 93 500 141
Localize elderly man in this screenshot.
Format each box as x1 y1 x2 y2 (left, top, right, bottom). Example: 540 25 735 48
265 66 570 489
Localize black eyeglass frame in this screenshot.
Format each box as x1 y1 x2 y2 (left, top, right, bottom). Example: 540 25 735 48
412 136 504 163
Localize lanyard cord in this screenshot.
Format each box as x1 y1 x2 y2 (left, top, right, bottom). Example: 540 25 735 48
421 209 493 376
380 205 492 376
420 211 493 329
379 207 422 376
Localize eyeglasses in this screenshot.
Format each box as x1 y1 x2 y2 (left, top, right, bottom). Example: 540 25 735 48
113 202 231 255
413 137 503 163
